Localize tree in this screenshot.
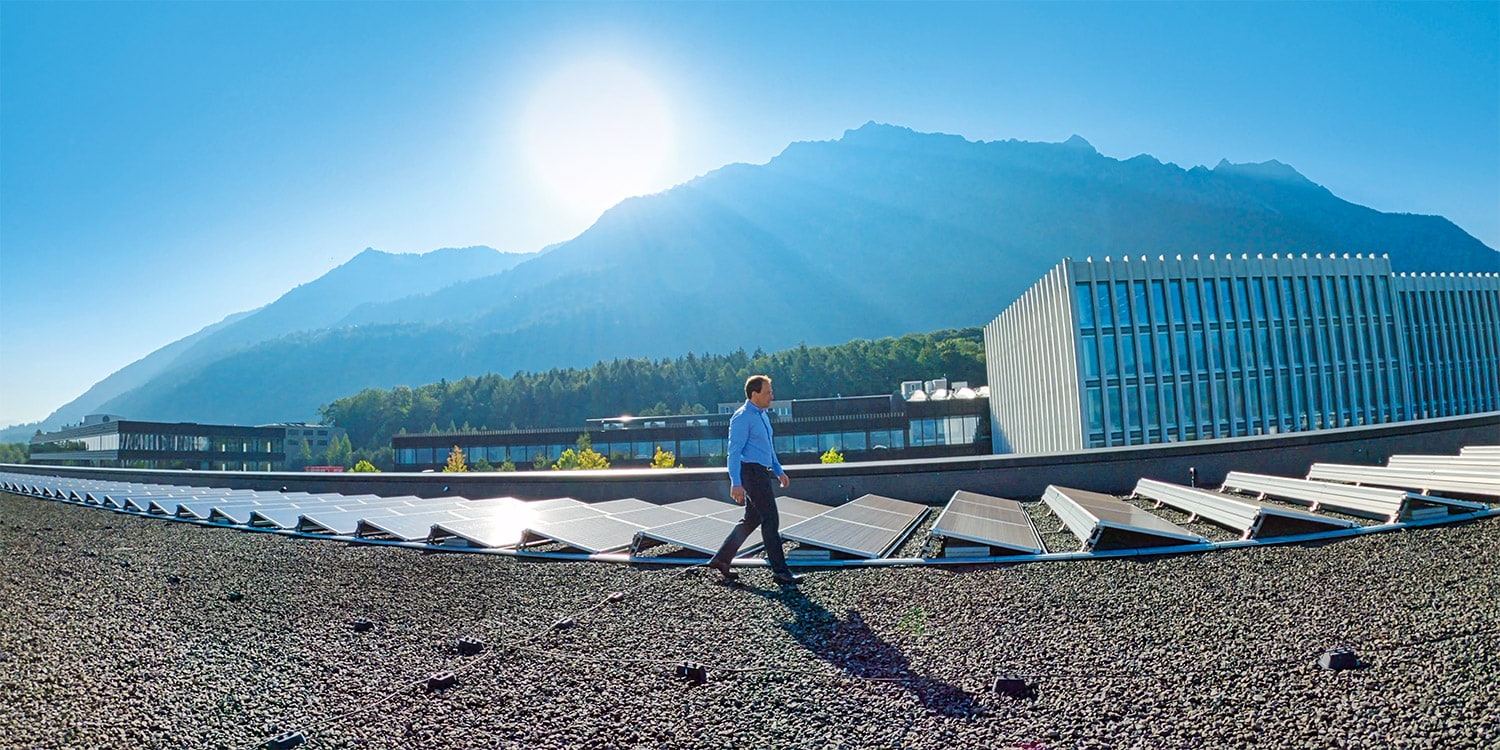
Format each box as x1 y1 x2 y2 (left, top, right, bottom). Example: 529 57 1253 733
0 443 28 464
499 458 516 472
472 457 494 472
292 441 313 471
650 445 678 469
351 459 380 473
324 434 353 469
553 433 610 470
820 448 845 464
444 445 468 472
532 452 551 470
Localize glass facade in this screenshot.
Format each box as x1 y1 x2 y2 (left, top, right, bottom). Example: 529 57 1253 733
392 398 980 471
988 254 1498 454
29 420 284 471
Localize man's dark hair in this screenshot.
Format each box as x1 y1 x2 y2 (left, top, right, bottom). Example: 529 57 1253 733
745 374 771 400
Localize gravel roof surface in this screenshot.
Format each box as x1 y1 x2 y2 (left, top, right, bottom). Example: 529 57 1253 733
1 491 1496 750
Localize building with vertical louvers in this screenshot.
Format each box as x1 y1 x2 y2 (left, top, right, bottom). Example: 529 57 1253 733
984 253 1498 455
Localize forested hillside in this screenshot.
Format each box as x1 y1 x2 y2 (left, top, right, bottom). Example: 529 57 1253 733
321 328 985 451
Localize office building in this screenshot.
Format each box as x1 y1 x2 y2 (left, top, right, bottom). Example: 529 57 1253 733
29 415 286 471
392 380 990 470
985 253 1498 454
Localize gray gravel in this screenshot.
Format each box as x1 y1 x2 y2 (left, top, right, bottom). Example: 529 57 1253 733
2 491 1497 749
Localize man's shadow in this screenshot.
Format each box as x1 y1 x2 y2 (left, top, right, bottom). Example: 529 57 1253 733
745 583 987 717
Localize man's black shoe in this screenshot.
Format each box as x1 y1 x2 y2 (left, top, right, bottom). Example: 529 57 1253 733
708 560 739 582
772 573 804 586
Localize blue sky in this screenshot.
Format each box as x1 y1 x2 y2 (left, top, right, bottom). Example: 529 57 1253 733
2 1 1496 428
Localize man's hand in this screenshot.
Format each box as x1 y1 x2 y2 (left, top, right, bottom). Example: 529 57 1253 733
777 473 790 489
731 485 746 504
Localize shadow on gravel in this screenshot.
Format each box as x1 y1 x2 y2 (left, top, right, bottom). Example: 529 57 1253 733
750 586 987 717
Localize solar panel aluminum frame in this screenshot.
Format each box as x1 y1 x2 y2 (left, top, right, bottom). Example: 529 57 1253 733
1304 464 1500 501
1133 478 1356 540
1224 470 1486 522
780 494 930 560
928 492 1045 555
1043 485 1207 552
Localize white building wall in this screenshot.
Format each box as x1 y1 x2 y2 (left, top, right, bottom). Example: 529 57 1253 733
986 263 1080 454
1394 272 1500 419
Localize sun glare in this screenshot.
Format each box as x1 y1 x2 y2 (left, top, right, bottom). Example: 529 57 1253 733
520 60 677 221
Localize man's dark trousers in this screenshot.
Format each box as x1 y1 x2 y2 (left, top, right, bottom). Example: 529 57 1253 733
710 462 793 578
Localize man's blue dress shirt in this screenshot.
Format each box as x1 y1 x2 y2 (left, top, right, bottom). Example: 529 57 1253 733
726 399 784 486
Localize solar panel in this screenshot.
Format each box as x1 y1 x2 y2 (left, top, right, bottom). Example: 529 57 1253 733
1306 463 1500 500
1222 471 1485 522
591 498 656 514
1042 485 1206 551
1134 478 1356 539
297 496 472 535
520 514 651 553
355 498 524 541
929 490 1045 556
609 505 698 529
629 515 765 557
780 494 929 559
665 497 740 516
429 504 546 549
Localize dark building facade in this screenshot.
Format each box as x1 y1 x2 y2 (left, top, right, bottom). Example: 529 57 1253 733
392 381 990 471
29 415 285 471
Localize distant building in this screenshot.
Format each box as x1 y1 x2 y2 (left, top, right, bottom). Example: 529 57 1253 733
392 380 990 470
29 416 285 471
263 422 346 464
984 253 1499 454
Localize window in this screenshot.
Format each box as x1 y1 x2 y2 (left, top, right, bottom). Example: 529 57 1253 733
1086 388 1104 431
842 431 867 451
1102 334 1118 377
1096 284 1114 329
1122 334 1137 376
1076 284 1095 328
1081 336 1100 379
1133 281 1149 326
820 433 842 452
1251 279 1268 320
1115 282 1132 327
1186 281 1203 324
1203 281 1219 322
795 434 819 453
1169 280 1186 322
1151 281 1167 324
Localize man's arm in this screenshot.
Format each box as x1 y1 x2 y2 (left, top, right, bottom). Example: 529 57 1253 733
725 408 749 488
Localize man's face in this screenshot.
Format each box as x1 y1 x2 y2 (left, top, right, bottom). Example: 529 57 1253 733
750 381 774 409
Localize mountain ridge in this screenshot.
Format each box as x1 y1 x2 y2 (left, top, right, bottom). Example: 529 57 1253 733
6 123 1494 441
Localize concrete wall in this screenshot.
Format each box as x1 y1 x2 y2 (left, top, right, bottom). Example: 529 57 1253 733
6 412 1496 507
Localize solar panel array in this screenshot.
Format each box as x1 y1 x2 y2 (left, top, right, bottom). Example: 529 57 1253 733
2 441 1494 563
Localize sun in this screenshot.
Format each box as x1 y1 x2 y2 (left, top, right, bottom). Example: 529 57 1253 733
520 59 677 221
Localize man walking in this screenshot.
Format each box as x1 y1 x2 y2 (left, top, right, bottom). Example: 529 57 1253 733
708 374 803 585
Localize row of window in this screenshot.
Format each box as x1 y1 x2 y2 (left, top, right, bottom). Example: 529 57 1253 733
1080 321 1403 388
1076 274 1394 332
32 433 281 454
1083 365 1407 447
393 420 982 467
